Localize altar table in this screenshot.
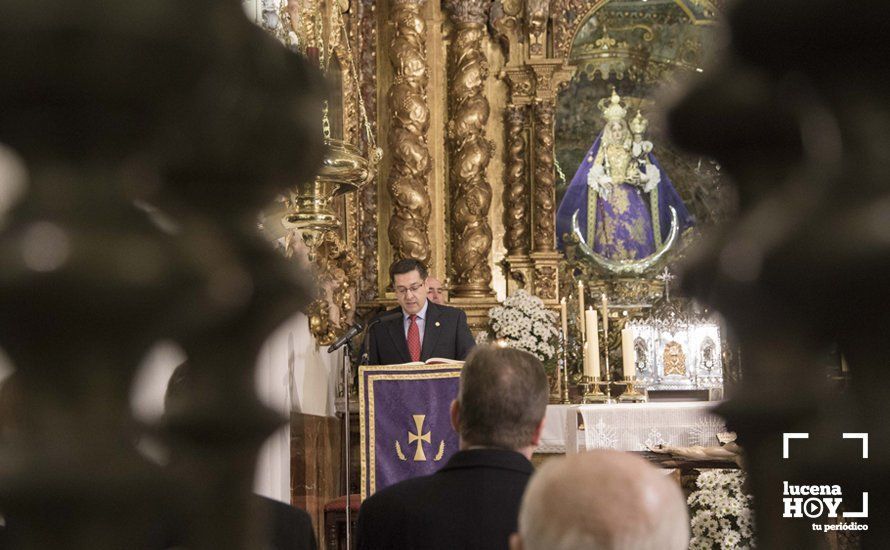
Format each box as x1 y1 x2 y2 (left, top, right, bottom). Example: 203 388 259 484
538 402 726 454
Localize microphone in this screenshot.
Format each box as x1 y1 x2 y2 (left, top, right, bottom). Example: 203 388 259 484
328 322 364 353
328 310 403 353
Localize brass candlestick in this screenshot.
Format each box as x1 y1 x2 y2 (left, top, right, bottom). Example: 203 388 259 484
560 333 571 404
596 293 615 403
581 375 608 403
618 377 648 403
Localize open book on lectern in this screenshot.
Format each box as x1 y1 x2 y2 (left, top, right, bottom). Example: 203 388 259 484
397 357 463 366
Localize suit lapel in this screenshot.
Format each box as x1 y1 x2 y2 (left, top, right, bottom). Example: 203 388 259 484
385 309 412 364
420 302 442 361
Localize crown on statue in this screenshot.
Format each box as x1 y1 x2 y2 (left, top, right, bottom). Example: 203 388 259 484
630 110 649 135
598 88 627 123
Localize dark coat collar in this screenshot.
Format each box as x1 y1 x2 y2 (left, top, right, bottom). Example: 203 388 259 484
438 448 534 476
384 308 411 363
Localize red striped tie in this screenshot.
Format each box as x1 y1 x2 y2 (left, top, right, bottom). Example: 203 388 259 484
407 314 421 362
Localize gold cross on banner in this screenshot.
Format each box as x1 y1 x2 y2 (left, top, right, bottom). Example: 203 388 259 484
407 414 431 461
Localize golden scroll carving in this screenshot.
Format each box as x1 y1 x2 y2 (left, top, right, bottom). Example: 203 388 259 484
386 0 432 265
533 101 556 253
445 0 495 298
504 104 530 256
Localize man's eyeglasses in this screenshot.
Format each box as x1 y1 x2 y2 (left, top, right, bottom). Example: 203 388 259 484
395 283 424 297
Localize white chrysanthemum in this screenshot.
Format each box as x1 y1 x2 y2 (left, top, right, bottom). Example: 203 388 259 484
688 470 755 549
723 531 741 548
486 290 559 360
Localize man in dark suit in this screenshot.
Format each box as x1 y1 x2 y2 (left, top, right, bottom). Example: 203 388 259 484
364 259 475 365
356 346 549 550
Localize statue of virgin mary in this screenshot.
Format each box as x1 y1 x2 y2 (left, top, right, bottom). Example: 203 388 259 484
556 90 694 260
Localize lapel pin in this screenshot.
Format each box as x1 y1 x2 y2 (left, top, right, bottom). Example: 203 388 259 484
435 321 441 327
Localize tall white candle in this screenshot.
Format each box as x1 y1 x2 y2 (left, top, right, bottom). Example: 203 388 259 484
560 297 568 337
584 307 599 378
621 327 635 380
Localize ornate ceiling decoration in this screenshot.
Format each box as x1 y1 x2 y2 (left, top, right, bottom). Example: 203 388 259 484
552 0 720 62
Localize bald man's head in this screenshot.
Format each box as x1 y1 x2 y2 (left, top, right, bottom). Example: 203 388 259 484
513 450 689 550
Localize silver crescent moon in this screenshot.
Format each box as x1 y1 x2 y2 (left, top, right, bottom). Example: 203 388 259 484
571 206 680 275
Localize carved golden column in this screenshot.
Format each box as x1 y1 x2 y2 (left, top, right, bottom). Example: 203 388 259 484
501 101 534 295
530 100 559 300
494 0 535 297
386 0 432 265
444 0 495 300
532 100 556 255
504 103 530 256
526 58 574 303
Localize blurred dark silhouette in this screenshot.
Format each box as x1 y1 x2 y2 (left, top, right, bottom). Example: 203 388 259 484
668 0 890 547
0 0 324 547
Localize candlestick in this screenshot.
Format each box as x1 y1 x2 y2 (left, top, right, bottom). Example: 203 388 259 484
578 281 585 335
621 327 635 380
582 342 589 379
584 307 599 379
560 332 571 404
617 377 647 403
600 294 610 385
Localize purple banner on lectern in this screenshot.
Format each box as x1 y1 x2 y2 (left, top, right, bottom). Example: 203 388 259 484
359 363 463 500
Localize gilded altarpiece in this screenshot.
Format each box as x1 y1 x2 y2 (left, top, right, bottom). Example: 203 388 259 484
308 0 735 345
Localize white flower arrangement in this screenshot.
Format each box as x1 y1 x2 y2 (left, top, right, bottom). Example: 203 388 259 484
488 290 559 361
688 470 756 550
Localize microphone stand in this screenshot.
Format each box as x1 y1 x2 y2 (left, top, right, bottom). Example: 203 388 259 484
342 338 355 550
339 322 374 550
333 312 392 549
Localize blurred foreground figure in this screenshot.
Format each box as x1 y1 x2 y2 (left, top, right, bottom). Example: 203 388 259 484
512 450 688 550
668 0 890 547
0 0 323 548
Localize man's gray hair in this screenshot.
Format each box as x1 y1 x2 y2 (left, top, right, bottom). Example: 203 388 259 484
518 450 690 550
457 345 548 450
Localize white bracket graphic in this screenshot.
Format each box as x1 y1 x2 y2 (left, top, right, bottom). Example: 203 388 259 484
783 433 809 459
843 492 869 518
842 433 869 459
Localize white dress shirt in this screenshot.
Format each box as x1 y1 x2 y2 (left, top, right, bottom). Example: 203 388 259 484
403 300 429 345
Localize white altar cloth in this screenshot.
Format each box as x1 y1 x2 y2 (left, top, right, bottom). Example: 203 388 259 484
539 404 571 453
538 402 725 454
567 401 725 453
